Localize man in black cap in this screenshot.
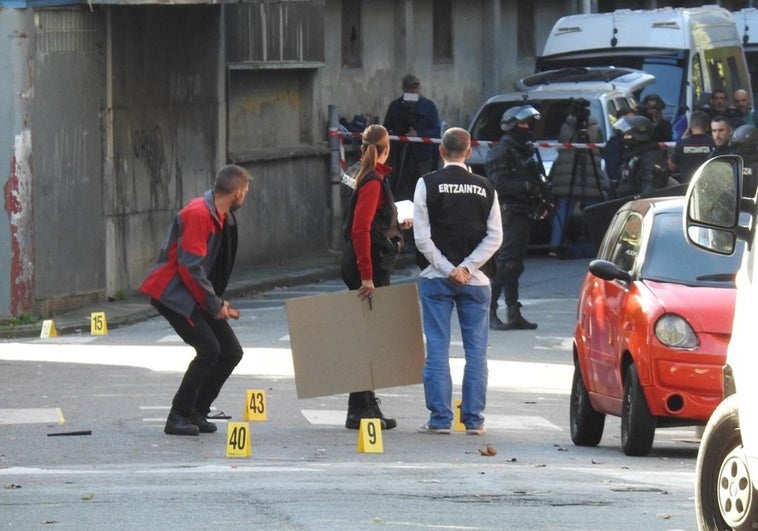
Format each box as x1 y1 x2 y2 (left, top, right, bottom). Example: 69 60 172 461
384 74 441 201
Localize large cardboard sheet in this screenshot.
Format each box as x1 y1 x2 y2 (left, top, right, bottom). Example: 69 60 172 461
285 283 425 399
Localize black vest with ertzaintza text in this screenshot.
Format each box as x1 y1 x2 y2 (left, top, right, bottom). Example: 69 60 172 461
416 166 496 277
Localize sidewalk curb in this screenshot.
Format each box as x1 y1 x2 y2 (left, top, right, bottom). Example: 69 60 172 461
0 252 347 340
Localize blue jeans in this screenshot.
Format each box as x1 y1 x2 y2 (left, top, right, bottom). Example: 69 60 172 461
418 278 490 429
550 196 572 249
550 197 600 249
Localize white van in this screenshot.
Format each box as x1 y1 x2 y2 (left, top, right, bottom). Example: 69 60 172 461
733 8 758 107
685 155 758 529
538 6 753 124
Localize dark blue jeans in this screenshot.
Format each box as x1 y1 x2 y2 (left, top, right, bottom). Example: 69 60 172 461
152 300 243 416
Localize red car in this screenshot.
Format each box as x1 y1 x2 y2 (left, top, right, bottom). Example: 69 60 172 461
570 197 742 456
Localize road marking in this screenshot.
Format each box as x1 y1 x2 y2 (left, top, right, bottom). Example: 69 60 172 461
140 406 228 425
37 336 97 344
534 336 574 351
300 410 561 431
0 408 65 425
0 343 572 393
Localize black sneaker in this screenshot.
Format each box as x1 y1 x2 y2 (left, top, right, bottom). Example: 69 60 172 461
164 410 200 436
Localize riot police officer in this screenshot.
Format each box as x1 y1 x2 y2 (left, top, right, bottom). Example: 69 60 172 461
731 124 758 198
484 105 548 330
615 115 671 196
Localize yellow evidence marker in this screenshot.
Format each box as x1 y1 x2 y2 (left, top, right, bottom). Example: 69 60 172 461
90 312 108 335
226 422 251 457
243 389 267 421
40 320 59 338
453 398 465 432
357 418 383 453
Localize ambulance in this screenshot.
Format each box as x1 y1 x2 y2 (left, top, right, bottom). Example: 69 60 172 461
537 6 752 125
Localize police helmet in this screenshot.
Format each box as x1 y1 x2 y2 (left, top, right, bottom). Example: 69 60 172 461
731 125 758 147
500 105 541 132
614 115 654 144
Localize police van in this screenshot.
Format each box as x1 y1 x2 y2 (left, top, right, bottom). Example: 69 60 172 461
733 8 758 107
537 6 752 125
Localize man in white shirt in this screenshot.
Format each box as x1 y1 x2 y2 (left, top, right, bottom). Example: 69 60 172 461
413 127 503 435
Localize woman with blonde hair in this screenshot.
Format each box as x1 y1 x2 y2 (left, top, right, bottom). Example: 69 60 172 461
341 124 411 430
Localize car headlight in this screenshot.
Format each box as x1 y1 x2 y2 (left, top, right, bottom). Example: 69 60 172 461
654 314 699 349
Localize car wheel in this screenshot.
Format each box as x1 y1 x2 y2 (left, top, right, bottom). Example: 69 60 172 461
696 394 758 530
569 363 605 446
620 364 656 456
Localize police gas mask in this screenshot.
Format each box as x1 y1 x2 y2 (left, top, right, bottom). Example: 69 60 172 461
510 122 533 143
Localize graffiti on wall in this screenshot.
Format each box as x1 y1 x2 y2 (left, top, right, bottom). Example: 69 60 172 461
132 124 170 210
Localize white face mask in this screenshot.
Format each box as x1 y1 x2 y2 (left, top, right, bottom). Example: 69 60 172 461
402 92 420 102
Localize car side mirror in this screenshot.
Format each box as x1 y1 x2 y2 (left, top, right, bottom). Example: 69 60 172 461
589 259 632 283
684 155 742 255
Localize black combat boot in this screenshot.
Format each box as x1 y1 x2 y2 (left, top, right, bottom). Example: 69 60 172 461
190 412 218 433
490 307 507 331
503 302 538 330
367 391 397 430
345 391 371 429
345 392 392 429
164 409 200 436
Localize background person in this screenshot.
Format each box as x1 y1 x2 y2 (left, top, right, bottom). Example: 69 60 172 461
706 88 744 129
734 89 755 126
602 107 636 190
384 74 441 201
668 110 714 184
731 124 758 198
414 127 502 435
615 115 671 196
710 115 734 157
641 94 673 142
548 98 608 258
140 165 252 436
341 124 410 431
484 105 547 331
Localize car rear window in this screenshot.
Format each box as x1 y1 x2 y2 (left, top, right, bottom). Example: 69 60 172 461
470 99 606 142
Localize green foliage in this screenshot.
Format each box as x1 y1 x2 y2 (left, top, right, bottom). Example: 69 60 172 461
4 313 38 326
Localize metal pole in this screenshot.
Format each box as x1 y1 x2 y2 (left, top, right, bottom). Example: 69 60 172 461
328 105 343 251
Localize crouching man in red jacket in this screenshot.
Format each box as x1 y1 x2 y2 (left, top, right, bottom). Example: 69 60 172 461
140 164 252 436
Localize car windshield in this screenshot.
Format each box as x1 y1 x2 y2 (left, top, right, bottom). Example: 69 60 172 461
641 211 742 287
469 98 606 142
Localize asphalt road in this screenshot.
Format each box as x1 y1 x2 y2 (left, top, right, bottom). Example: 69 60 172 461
0 256 699 530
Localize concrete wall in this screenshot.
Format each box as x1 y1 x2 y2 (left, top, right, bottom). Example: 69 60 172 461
32 9 106 315
0 11 18 317
106 6 223 298
0 0 576 318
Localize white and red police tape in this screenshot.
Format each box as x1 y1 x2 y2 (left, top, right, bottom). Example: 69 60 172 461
329 128 674 176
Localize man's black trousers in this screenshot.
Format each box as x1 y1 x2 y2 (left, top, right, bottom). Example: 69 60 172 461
152 300 244 416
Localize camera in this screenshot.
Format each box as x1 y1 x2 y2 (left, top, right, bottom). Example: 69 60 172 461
571 98 591 130
397 98 423 135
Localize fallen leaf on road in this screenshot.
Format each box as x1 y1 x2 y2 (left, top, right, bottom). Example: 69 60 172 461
478 445 497 456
